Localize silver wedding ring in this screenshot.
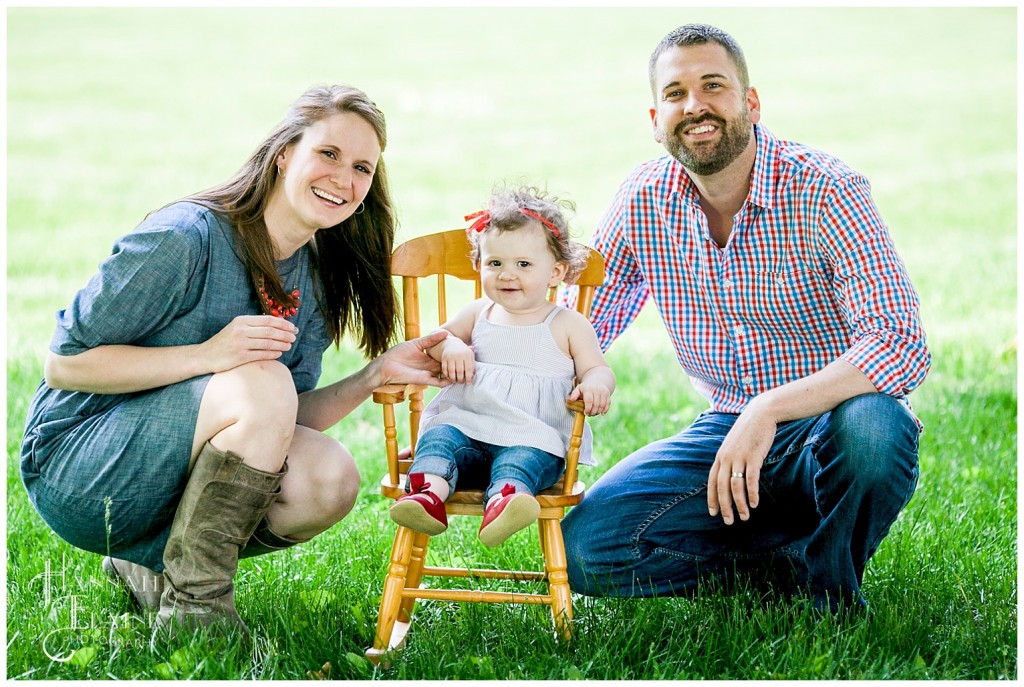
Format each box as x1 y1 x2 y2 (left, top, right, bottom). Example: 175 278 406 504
730 471 745 479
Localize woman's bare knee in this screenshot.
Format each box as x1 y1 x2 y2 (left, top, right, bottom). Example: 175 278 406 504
268 431 360 539
192 360 298 465
301 439 359 528
320 444 361 521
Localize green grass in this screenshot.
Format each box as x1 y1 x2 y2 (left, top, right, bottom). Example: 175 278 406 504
6 6 1016 680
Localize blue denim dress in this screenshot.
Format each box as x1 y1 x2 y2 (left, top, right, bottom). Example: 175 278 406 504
19 202 331 571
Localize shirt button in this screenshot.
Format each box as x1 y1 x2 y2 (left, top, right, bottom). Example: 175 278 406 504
733 324 745 336
723 279 734 289
741 375 754 386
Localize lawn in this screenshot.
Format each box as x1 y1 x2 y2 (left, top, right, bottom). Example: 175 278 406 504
6 6 1017 680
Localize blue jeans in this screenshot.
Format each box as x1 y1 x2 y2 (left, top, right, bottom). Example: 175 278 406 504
412 425 565 502
561 393 920 612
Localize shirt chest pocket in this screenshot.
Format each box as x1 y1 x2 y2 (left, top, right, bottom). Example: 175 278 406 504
731 264 840 333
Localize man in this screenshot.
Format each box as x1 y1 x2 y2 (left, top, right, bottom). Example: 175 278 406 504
561 23 930 613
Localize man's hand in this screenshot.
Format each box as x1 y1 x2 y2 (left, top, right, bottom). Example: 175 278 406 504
707 398 777 525
706 362 879 524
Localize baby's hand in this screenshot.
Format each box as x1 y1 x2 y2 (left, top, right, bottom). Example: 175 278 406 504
569 381 612 416
440 339 475 383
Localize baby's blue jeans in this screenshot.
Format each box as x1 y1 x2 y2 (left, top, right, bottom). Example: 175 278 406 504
412 425 565 502
561 393 920 613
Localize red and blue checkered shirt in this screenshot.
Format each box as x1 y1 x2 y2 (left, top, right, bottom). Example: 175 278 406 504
572 124 930 415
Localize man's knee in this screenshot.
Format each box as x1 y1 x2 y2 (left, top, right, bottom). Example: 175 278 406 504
561 500 636 596
561 507 596 593
824 393 920 483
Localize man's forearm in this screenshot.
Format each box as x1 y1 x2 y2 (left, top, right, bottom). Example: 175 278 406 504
748 359 878 424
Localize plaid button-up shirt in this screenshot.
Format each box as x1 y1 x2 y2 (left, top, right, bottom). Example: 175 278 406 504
574 124 930 415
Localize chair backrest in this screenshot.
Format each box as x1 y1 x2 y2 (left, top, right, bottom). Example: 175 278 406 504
389 229 605 494
391 228 605 338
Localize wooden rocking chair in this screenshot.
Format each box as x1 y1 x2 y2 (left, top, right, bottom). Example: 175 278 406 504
365 228 605 662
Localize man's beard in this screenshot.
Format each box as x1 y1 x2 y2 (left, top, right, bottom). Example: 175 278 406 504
663 110 753 176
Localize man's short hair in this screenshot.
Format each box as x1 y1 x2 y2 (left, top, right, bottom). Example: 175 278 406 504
648 23 750 99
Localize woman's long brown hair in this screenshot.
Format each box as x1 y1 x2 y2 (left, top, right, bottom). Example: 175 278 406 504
188 85 399 357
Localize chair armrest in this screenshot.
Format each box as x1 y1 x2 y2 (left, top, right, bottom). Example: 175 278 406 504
372 385 407 404
373 384 428 488
372 383 429 404
562 398 588 495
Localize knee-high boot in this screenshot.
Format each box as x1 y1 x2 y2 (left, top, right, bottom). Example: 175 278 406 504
238 516 307 559
152 441 285 642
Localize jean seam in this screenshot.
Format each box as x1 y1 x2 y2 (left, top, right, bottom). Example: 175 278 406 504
629 485 705 563
862 431 921 557
650 543 805 565
650 546 707 564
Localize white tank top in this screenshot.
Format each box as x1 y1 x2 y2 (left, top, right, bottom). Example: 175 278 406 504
418 302 595 464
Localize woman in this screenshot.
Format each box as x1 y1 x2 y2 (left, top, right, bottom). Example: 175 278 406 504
19 85 447 641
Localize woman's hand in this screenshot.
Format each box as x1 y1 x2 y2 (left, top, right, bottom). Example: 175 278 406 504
372 330 450 388
198 315 298 373
295 330 449 432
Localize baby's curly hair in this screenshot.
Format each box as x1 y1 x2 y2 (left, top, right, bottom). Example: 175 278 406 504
467 184 590 284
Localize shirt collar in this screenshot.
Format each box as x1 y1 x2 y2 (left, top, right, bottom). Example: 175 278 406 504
747 123 777 209
670 123 779 210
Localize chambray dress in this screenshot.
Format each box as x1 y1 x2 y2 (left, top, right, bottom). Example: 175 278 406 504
19 202 331 572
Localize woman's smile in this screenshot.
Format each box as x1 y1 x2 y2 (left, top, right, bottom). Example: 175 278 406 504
312 186 346 206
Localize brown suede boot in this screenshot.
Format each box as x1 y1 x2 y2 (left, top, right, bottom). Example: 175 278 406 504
103 556 164 612
239 516 307 559
151 442 285 646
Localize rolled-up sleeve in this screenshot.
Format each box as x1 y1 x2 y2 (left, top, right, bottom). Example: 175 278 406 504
51 228 197 355
819 175 931 396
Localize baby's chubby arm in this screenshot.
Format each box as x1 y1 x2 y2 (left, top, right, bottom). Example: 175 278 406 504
572 366 616 416
558 310 616 416
424 299 486 384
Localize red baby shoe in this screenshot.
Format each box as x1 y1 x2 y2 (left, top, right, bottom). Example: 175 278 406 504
389 473 448 535
478 484 540 547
